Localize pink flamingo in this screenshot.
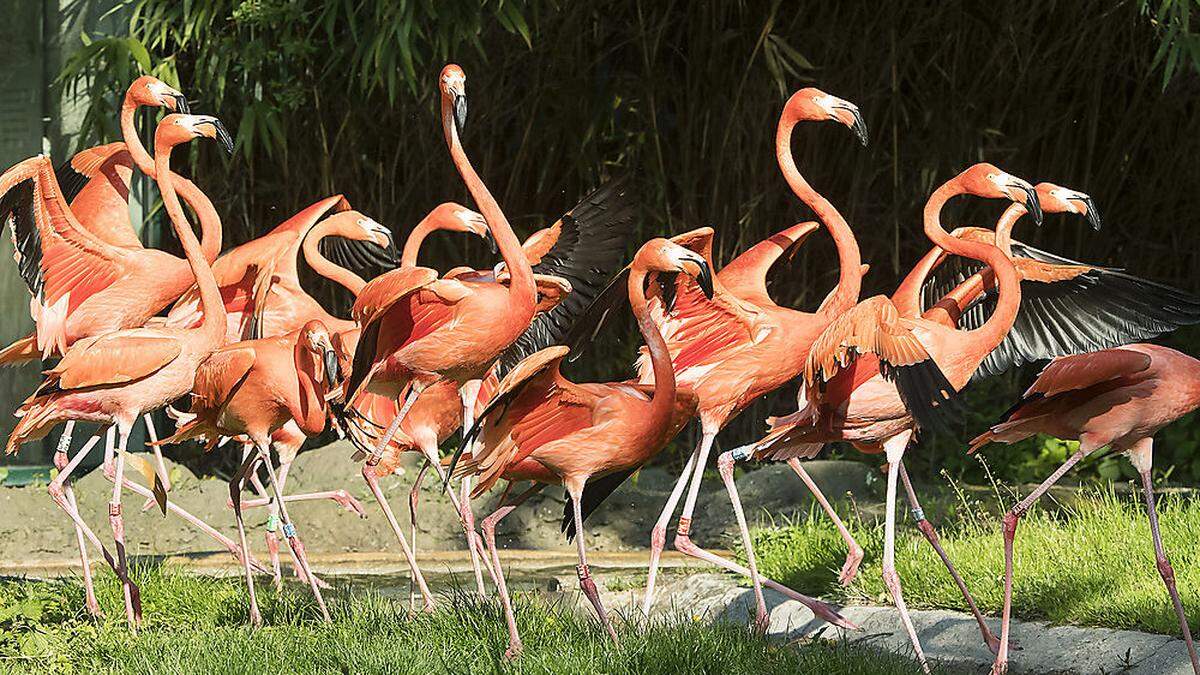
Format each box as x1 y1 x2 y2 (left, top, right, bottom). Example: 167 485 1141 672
971 344 1200 675
6 114 233 630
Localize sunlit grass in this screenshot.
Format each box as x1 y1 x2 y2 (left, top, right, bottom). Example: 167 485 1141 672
0 567 928 674
746 489 1200 636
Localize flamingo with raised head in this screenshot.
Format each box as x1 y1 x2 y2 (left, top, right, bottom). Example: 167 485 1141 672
723 163 1042 672
637 87 868 620
5 113 234 630
160 319 342 625
971 344 1200 675
447 236 711 658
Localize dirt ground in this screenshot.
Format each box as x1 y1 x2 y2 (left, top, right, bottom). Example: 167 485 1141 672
0 441 877 564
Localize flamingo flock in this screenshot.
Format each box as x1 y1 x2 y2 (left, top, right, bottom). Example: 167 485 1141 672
3 64 1199 675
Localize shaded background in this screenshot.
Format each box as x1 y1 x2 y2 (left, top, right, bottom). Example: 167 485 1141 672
4 0 1200 485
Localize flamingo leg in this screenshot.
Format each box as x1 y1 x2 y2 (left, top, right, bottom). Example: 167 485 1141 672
1130 440 1199 674
361 462 436 610
898 460 997 654
230 445 263 626
787 457 864 586
248 474 283 590
568 479 619 644
52 421 100 617
367 384 424 463
259 447 331 622
106 426 142 629
418 444 498 582
642 443 698 614
458 380 489 595
254 461 329 590
47 432 122 573
235 489 365 515
480 482 545 660
408 458 431 610
881 431 927 673
715 450 770 633
139 412 170 514
993 445 1087 675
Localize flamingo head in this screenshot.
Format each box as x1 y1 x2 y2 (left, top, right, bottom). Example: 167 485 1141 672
431 202 489 239
957 163 1043 226
156 114 234 155
300 320 340 389
1035 183 1102 230
635 238 714 300
786 87 868 146
130 75 190 113
440 64 468 133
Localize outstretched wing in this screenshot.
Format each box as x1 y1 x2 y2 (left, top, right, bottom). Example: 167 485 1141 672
48 332 181 391
495 176 636 377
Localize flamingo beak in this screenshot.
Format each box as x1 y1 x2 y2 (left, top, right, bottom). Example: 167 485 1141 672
834 103 869 147
683 257 714 300
172 93 191 114
1076 194 1102 230
323 348 340 389
200 118 235 155
1008 180 1043 226
452 92 468 135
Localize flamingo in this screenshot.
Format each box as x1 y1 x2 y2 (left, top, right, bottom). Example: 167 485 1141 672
970 345 1200 675
721 163 1041 671
5 113 234 630
446 236 712 658
160 319 342 625
638 87 868 619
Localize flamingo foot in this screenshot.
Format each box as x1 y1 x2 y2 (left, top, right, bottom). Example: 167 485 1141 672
329 489 366 516
503 642 523 661
838 545 864 586
752 609 770 635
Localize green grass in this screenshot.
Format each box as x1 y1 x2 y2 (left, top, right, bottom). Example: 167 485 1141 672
746 489 1200 636
0 568 927 674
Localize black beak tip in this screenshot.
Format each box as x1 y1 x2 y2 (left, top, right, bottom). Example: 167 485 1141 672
1018 185 1043 226
851 112 869 147
323 349 340 387
453 94 468 135
487 232 497 255
1083 198 1102 230
174 95 191 115
697 262 715 300
211 120 235 156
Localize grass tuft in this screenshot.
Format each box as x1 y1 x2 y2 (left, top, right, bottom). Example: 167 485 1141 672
746 488 1200 636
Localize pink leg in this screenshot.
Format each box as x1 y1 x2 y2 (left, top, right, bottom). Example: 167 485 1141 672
236 489 365 515
879 433 927 673
481 483 545 660
419 445 497 583
53 422 100 617
786 457 864 585
898 461 998 654
230 447 263 626
567 479 619 644
47 432 123 575
408 459 431 609
457 382 490 595
367 385 424 463
247 474 282 589
993 446 1088 675
642 438 699 615
260 450 331 622
107 427 141 629
248 463 329 590
361 459 435 610
1130 440 1199 674
717 451 770 632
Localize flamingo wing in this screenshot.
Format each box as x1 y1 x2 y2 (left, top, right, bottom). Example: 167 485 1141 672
47 333 181 390
718 221 820 306
351 266 439 328
1023 347 1152 399
495 177 636 377
945 245 1200 380
192 344 260 419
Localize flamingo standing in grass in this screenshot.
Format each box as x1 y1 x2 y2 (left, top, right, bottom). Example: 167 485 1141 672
970 345 1200 675
447 236 711 658
5 114 234 630
638 87 868 620
161 319 342 626
720 163 1042 672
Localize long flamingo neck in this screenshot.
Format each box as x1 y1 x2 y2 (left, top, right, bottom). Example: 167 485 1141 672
303 225 369 296
629 267 675 423
400 215 439 267
776 117 861 316
154 142 225 343
441 100 534 308
293 345 327 434
892 245 950 318
171 173 222 263
993 203 1025 256
120 92 154 176
923 182 1020 349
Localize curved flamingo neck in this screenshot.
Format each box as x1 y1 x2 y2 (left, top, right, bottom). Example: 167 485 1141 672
776 116 861 316
441 98 535 309
922 181 1020 350
400 213 441 267
293 344 328 434
993 203 1025 256
302 224 369 296
629 267 675 423
121 90 154 176
154 140 225 344
171 174 222 263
